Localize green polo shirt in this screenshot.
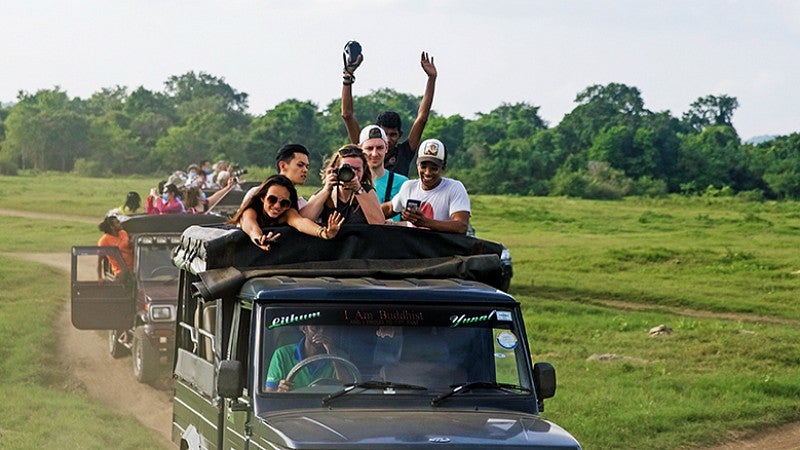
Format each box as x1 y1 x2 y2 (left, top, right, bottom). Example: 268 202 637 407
265 338 336 390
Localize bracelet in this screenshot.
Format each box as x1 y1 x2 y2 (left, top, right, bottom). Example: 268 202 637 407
316 227 325 238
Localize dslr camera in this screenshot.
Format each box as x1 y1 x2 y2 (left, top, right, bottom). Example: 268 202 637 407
334 163 356 183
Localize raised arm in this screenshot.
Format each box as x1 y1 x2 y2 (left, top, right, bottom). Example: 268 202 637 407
204 176 238 212
342 82 361 145
341 52 363 145
406 52 438 151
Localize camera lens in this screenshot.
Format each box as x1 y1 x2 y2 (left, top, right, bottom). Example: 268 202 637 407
336 164 355 182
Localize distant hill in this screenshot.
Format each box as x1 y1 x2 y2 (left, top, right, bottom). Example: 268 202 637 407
745 135 778 145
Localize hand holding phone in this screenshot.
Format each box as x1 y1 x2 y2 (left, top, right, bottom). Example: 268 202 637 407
405 199 421 213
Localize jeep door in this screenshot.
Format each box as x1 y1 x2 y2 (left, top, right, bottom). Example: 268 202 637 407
71 246 134 329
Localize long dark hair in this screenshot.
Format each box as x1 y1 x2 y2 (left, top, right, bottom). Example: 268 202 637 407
227 174 299 226
124 191 141 211
164 183 181 199
98 216 120 234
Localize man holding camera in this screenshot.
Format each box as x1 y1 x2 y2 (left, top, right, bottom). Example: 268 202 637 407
359 125 408 221
383 139 470 234
301 144 385 225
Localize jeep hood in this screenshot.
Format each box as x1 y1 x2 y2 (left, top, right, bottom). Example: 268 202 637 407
138 281 179 302
256 409 581 449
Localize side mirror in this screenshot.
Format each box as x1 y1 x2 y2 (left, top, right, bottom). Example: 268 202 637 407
217 359 243 399
533 362 557 411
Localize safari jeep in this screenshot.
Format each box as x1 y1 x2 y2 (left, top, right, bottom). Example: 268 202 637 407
170 224 581 449
70 214 223 384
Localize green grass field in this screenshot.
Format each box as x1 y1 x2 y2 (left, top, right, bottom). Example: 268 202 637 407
1 172 800 449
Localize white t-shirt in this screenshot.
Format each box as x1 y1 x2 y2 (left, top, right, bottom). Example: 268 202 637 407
391 178 471 220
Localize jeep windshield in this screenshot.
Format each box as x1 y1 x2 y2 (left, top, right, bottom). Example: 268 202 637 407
259 304 533 398
135 236 181 282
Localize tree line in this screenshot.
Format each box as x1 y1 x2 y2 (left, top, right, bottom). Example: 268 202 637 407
1 71 798 199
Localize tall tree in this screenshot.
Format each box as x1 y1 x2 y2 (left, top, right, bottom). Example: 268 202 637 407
557 82 648 155
682 94 739 131
152 111 246 172
2 88 90 171
676 125 743 191
246 99 325 170
124 87 178 148
164 71 249 113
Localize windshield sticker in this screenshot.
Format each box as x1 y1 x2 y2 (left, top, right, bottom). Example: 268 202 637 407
496 311 512 322
268 311 321 329
450 310 512 327
496 331 519 350
343 309 424 326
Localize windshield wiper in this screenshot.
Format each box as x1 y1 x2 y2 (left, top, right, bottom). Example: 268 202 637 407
431 381 531 406
322 380 428 405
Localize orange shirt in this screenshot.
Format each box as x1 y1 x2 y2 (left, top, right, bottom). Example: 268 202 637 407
98 230 134 276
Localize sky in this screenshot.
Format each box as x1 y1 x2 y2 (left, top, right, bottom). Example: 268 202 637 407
4 0 800 140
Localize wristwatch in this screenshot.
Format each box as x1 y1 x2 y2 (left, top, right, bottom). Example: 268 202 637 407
355 187 365 195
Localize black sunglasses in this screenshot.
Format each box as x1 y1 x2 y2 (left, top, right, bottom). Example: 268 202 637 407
266 195 291 209
338 146 363 157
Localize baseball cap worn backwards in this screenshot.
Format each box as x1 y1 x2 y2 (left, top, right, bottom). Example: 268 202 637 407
359 125 387 145
417 139 446 166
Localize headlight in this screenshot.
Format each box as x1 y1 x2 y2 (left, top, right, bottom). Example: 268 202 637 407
501 247 512 264
150 305 174 321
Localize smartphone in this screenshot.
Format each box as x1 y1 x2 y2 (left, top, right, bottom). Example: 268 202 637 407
405 199 421 212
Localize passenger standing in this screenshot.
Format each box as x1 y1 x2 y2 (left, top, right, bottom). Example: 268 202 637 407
146 183 186 215
183 186 206 214
97 215 133 277
359 125 408 221
301 145 385 225
242 144 311 208
341 49 437 176
108 191 142 218
383 139 470 234
229 175 344 252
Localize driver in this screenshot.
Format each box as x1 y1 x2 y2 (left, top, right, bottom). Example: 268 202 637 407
265 325 348 392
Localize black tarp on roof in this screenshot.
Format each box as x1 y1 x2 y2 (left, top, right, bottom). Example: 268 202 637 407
173 224 512 296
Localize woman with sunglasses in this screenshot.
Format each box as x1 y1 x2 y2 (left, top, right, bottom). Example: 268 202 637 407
301 145 385 225
229 175 344 251
146 182 186 215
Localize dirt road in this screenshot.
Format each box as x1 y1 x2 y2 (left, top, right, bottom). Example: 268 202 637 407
10 252 174 449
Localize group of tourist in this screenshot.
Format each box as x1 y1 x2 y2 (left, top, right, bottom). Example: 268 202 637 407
234 49 470 252
98 47 471 278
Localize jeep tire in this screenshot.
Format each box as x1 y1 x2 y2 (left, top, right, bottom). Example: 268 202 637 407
132 326 159 384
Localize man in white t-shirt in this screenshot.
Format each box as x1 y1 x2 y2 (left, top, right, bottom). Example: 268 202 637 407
382 139 470 234
242 144 310 209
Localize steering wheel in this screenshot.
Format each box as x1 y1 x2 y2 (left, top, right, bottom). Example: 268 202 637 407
148 266 175 278
285 354 361 387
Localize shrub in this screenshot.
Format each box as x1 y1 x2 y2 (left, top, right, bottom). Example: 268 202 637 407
72 158 110 178
631 176 668 198
0 160 18 175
